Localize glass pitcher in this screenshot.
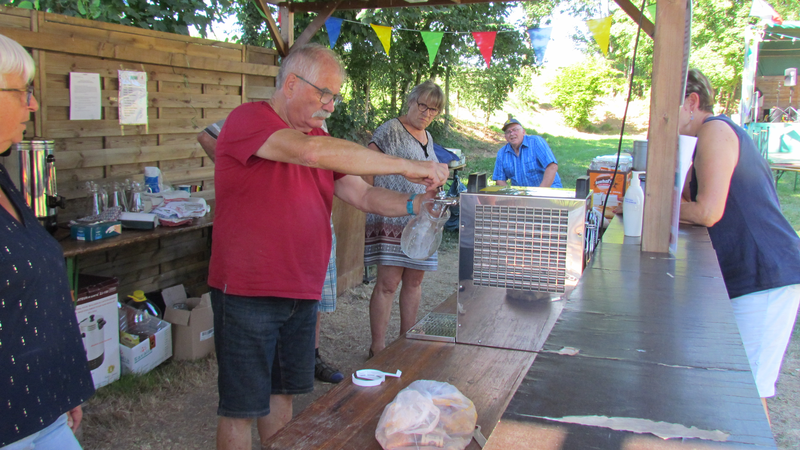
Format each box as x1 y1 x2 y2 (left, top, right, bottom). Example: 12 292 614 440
84 181 107 216
401 194 458 260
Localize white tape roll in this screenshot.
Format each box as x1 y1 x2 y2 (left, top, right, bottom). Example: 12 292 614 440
351 369 402 387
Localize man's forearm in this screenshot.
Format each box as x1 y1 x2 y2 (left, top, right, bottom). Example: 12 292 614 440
539 164 558 187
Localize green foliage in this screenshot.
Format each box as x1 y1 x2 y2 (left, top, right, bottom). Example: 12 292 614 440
548 59 615 130
2 0 231 37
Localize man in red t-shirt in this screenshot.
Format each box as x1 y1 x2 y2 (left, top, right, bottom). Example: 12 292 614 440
208 43 448 450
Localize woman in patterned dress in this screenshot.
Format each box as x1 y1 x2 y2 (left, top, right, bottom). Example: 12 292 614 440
364 81 444 356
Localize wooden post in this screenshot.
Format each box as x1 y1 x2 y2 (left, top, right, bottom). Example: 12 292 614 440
642 0 688 253
280 6 294 50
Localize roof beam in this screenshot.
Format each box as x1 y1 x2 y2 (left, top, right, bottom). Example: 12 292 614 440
294 1 342 49
613 0 655 39
255 0 289 57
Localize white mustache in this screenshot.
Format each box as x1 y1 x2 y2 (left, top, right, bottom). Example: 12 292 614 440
313 110 331 119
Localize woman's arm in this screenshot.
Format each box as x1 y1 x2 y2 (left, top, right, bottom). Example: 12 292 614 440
679 120 740 227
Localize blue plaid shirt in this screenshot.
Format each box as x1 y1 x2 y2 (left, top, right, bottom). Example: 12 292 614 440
492 135 562 187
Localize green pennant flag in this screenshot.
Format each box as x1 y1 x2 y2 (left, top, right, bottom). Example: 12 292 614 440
420 31 444 68
646 4 657 22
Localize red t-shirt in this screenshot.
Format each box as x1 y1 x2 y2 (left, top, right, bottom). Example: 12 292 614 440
208 101 344 298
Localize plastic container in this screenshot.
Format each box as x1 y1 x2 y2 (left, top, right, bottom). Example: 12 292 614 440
623 171 645 237
125 290 163 318
401 199 452 260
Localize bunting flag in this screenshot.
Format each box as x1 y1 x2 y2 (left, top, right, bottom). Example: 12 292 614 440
586 16 612 57
646 4 657 22
421 31 444 68
527 27 552 66
325 17 343 49
472 31 497 68
371 24 393 55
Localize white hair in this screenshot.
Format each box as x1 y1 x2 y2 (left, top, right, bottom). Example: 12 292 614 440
0 34 35 88
276 43 346 89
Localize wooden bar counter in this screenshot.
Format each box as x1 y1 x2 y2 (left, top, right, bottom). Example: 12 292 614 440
264 219 776 449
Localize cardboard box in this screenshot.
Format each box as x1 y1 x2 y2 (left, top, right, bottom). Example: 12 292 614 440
71 221 122 241
588 170 632 209
162 285 215 360
119 307 172 375
75 275 120 389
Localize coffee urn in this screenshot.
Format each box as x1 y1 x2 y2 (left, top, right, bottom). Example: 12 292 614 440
16 140 65 233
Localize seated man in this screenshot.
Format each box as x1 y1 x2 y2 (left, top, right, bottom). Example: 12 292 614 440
492 118 562 188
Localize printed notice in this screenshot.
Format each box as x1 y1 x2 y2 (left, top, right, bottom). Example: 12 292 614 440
118 70 148 125
69 72 101 120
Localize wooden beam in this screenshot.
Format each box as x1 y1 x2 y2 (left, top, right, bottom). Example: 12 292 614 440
255 0 288 57
293 1 342 50
284 0 523 12
279 6 294 49
642 0 689 253
613 0 655 39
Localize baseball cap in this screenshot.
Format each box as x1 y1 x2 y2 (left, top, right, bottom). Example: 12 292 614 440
502 118 523 131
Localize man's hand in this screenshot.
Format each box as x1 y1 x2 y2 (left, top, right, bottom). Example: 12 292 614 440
403 160 449 192
66 405 83 433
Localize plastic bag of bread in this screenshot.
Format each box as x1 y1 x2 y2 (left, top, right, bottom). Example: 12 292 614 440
376 380 477 450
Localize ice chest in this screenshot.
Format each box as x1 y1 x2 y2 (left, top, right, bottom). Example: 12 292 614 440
75 275 120 389
162 285 215 360
119 311 172 375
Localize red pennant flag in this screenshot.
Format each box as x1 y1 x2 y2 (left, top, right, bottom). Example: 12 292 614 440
472 31 497 68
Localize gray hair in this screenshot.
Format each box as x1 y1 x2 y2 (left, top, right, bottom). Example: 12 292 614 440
0 34 35 88
685 68 715 113
276 43 346 89
406 80 444 113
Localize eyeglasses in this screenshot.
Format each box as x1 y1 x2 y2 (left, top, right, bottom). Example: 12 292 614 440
0 85 34 106
504 127 522 136
416 101 439 116
294 74 342 106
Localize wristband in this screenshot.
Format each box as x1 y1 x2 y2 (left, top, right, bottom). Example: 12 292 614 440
407 193 417 216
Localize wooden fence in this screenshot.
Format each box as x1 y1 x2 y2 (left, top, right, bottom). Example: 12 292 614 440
0 6 365 297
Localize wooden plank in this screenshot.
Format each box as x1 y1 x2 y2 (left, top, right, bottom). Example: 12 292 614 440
107 162 149 178
612 0 655 39
159 133 203 146
294 1 342 49
41 21 243 62
58 167 104 183
39 9 241 49
0 27 280 77
44 89 241 109
46 53 244 86
55 137 104 152
105 135 158 149
161 167 215 185
247 86 276 100
332 197 365 295
641 0 688 253
264 339 536 449
202 84 241 96
160 157 203 172
255 0 288 57
201 109 234 122
44 118 204 138
46 106 68 121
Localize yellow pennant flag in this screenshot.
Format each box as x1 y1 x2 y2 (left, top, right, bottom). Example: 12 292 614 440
371 24 392 55
586 16 612 57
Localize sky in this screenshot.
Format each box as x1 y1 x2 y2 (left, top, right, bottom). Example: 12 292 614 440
195 4 587 68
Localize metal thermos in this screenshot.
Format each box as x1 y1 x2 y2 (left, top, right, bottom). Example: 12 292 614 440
632 140 648 172
15 140 65 233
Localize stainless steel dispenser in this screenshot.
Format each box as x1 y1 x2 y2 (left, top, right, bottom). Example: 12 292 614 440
16 140 65 233
455 186 596 351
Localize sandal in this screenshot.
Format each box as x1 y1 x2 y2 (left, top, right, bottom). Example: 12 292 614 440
315 355 344 383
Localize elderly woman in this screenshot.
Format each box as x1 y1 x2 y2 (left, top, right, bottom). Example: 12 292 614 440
679 68 800 421
364 80 444 356
0 34 95 449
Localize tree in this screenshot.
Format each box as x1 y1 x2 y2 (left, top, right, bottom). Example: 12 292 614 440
3 0 231 37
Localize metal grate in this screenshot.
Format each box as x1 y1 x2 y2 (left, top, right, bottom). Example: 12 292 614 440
406 312 457 342
473 205 569 293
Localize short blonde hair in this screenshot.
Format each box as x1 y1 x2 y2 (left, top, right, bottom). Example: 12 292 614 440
0 34 35 88
407 80 444 113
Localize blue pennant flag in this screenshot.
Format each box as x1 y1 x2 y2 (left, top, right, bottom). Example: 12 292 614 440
527 27 553 66
325 17 343 49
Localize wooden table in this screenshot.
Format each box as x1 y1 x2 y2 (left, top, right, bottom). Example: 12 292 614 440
769 163 800 191
57 212 213 291
264 219 774 449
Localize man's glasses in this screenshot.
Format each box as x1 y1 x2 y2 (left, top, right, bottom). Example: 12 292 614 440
294 74 343 106
0 85 34 106
416 101 439 116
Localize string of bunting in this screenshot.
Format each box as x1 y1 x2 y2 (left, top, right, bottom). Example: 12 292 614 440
323 14 614 68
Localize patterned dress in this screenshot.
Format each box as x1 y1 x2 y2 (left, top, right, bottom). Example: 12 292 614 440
364 118 439 271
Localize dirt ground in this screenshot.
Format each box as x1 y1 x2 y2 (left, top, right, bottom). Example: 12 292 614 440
79 243 800 449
